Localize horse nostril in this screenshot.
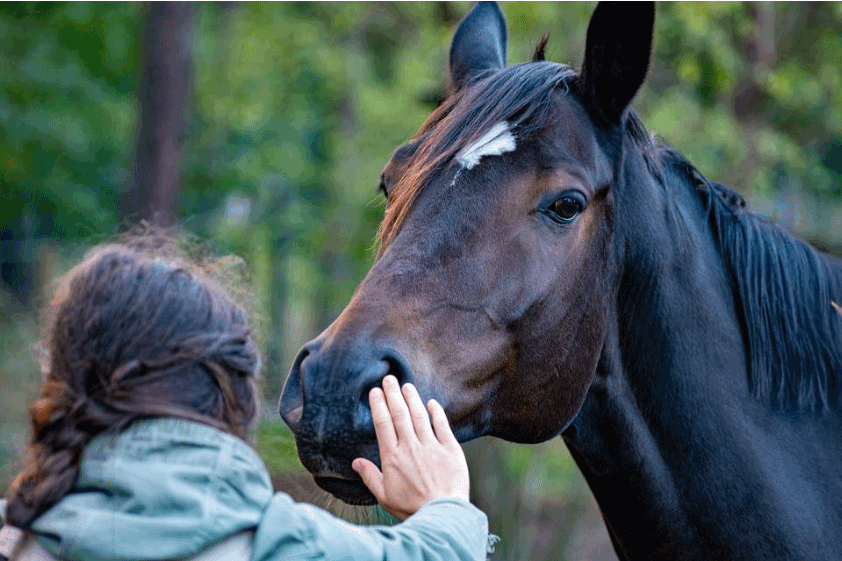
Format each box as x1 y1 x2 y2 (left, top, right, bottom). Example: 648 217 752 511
383 354 412 387
280 347 309 429
358 360 390 403
353 354 414 432
357 355 413 400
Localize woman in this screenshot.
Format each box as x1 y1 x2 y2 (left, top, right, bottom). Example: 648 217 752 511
0 238 492 560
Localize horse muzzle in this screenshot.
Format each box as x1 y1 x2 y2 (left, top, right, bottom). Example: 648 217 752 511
279 338 414 504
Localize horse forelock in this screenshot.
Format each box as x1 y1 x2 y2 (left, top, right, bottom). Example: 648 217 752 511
376 56 665 256
663 148 842 413
377 61 577 254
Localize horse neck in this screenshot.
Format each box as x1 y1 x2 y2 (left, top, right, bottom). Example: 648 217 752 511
561 157 839 560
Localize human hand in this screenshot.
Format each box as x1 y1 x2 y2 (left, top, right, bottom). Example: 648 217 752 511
351 375 470 521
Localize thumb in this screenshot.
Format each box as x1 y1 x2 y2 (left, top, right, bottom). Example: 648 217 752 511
352 458 385 502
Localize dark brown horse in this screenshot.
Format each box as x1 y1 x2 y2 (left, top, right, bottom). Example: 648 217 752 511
280 3 842 559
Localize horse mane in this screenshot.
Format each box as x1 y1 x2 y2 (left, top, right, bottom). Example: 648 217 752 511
378 57 659 253
663 148 842 413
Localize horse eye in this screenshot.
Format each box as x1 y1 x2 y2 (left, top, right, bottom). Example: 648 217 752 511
548 196 584 222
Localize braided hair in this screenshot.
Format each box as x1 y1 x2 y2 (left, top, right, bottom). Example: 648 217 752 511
3 240 261 528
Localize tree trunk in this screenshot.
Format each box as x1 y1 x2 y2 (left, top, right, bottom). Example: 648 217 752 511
122 2 193 227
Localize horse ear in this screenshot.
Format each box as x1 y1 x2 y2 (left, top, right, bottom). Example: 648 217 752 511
449 1 508 92
579 1 655 125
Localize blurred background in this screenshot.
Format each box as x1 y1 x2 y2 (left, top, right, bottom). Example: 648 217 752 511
2 2 842 559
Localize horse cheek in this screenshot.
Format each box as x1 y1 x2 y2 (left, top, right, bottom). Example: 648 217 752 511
542 206 615 434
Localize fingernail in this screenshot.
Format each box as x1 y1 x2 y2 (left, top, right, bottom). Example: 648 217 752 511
351 459 361 471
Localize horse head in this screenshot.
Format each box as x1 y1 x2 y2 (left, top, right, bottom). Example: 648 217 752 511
280 1 656 505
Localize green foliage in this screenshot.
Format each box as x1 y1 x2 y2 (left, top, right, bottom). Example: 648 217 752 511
0 2 140 238
641 2 842 202
254 419 301 475
3 3 842 558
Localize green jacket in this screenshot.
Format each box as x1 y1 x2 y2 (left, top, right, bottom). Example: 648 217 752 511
21 418 491 561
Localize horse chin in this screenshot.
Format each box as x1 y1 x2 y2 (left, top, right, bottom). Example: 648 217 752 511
314 475 378 506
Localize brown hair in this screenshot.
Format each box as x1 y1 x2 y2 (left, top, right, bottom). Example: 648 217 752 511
3 235 261 528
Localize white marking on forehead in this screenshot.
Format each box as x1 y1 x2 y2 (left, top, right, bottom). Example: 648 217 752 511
456 121 516 170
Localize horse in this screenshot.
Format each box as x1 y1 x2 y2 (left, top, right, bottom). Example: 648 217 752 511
279 2 842 559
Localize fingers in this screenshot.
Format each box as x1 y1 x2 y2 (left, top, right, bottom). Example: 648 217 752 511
374 375 444 445
370 387 397 451
428 398 459 447
381 375 415 443
352 458 385 502
402 383 436 443
361 378 468 519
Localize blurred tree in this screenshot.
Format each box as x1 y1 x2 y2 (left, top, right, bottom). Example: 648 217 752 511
121 2 193 227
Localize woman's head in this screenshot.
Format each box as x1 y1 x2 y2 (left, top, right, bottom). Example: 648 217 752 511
5 237 261 527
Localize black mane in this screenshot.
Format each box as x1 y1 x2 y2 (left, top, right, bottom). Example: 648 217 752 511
664 148 842 412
